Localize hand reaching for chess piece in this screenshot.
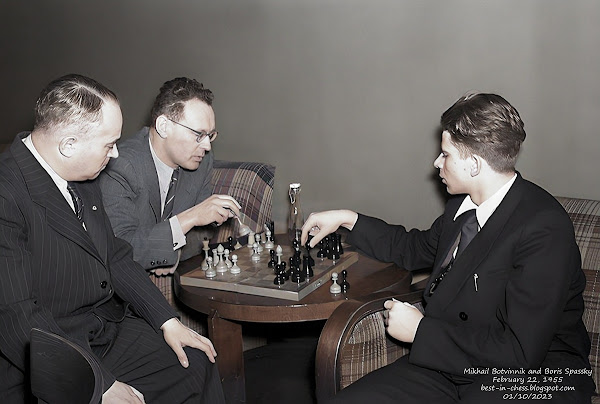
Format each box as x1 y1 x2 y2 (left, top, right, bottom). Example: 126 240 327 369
301 209 359 248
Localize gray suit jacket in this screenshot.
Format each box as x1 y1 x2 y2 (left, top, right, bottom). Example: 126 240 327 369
98 127 213 270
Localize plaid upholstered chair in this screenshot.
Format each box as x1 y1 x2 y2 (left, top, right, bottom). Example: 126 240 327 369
315 196 600 402
161 160 275 334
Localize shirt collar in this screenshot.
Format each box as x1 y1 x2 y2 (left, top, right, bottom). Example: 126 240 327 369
22 134 69 194
149 136 176 193
454 173 517 228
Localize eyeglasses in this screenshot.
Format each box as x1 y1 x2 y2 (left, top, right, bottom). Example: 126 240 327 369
168 118 218 143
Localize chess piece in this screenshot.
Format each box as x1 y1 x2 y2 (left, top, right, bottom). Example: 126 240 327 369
281 261 289 280
205 257 216 278
216 244 228 273
316 239 326 258
234 238 243 250
251 243 261 262
227 236 234 251
275 245 283 265
201 237 211 270
224 248 232 268
247 231 255 248
268 249 276 269
329 233 340 261
254 233 263 253
303 256 314 278
265 230 275 250
330 272 342 294
212 248 219 266
305 239 315 267
337 233 344 255
230 254 241 274
341 269 350 293
273 263 285 285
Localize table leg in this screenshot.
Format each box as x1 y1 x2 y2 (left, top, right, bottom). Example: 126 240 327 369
208 309 245 404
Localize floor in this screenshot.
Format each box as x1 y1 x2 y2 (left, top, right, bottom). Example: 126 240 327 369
243 321 324 404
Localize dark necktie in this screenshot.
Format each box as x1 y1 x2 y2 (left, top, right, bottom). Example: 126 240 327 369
429 209 478 295
162 168 179 221
67 182 84 225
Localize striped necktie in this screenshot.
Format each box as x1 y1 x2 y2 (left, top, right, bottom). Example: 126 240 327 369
162 168 179 221
67 182 84 225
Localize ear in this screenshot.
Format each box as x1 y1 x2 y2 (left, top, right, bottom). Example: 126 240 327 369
155 115 169 139
469 155 482 177
58 136 77 158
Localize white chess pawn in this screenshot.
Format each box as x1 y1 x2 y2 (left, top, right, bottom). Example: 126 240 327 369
251 242 261 262
330 272 342 294
212 248 219 266
230 254 241 274
264 229 275 250
276 245 283 265
247 231 255 248
224 249 232 268
254 233 263 253
205 257 216 278
216 244 228 273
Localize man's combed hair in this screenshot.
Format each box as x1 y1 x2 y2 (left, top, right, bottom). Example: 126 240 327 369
34 74 119 133
441 93 526 173
150 77 214 126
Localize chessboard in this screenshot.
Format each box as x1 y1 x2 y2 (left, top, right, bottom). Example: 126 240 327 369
180 244 358 301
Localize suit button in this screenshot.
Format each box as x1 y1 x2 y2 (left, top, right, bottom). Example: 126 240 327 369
100 281 107 289
459 312 468 321
151 260 156 266
162 259 167 264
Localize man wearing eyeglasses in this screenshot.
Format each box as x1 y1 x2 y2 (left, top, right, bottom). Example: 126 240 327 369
98 77 240 332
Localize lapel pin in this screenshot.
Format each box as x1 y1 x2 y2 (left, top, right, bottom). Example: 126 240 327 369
92 205 97 211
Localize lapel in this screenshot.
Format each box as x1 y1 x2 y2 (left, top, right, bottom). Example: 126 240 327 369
427 175 525 311
77 182 109 263
10 134 103 263
140 130 162 222
173 167 195 216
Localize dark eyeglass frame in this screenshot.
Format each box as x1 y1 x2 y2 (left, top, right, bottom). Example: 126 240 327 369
168 118 218 143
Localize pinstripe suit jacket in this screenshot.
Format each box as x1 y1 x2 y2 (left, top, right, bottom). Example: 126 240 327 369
0 133 178 391
97 127 213 270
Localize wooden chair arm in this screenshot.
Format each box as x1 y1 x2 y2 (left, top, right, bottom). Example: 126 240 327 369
315 290 423 402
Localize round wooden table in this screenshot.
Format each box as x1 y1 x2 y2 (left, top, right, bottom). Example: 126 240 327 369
174 247 412 403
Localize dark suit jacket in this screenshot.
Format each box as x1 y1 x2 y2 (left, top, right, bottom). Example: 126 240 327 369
347 174 592 383
0 133 177 392
97 127 213 269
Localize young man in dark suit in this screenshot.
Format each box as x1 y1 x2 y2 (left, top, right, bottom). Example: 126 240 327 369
0 74 225 403
97 78 240 333
302 93 595 403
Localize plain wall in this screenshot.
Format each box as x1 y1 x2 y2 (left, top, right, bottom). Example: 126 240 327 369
2 0 599 232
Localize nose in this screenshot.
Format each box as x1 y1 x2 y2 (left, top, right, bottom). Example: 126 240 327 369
433 153 442 169
109 144 119 158
200 137 212 151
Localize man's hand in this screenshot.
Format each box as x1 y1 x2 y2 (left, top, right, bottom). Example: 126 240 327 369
300 210 359 248
103 381 145 403
160 318 217 367
383 299 424 343
177 194 241 233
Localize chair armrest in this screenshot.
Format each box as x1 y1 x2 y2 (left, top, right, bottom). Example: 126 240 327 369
315 290 423 402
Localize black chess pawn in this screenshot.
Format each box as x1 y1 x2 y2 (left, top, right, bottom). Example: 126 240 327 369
341 269 350 293
273 263 285 285
268 249 276 269
291 263 306 284
337 233 344 255
324 235 332 259
316 239 326 258
304 241 315 267
329 233 340 260
303 255 314 278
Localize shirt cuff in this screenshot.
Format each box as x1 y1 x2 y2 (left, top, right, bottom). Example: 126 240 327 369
169 216 187 250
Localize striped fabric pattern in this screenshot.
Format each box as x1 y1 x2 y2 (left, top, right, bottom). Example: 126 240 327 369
337 196 600 396
210 160 275 244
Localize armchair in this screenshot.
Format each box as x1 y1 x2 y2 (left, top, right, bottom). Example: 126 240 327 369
315 196 600 402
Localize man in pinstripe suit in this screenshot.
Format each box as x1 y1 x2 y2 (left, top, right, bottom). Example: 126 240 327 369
0 74 225 403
